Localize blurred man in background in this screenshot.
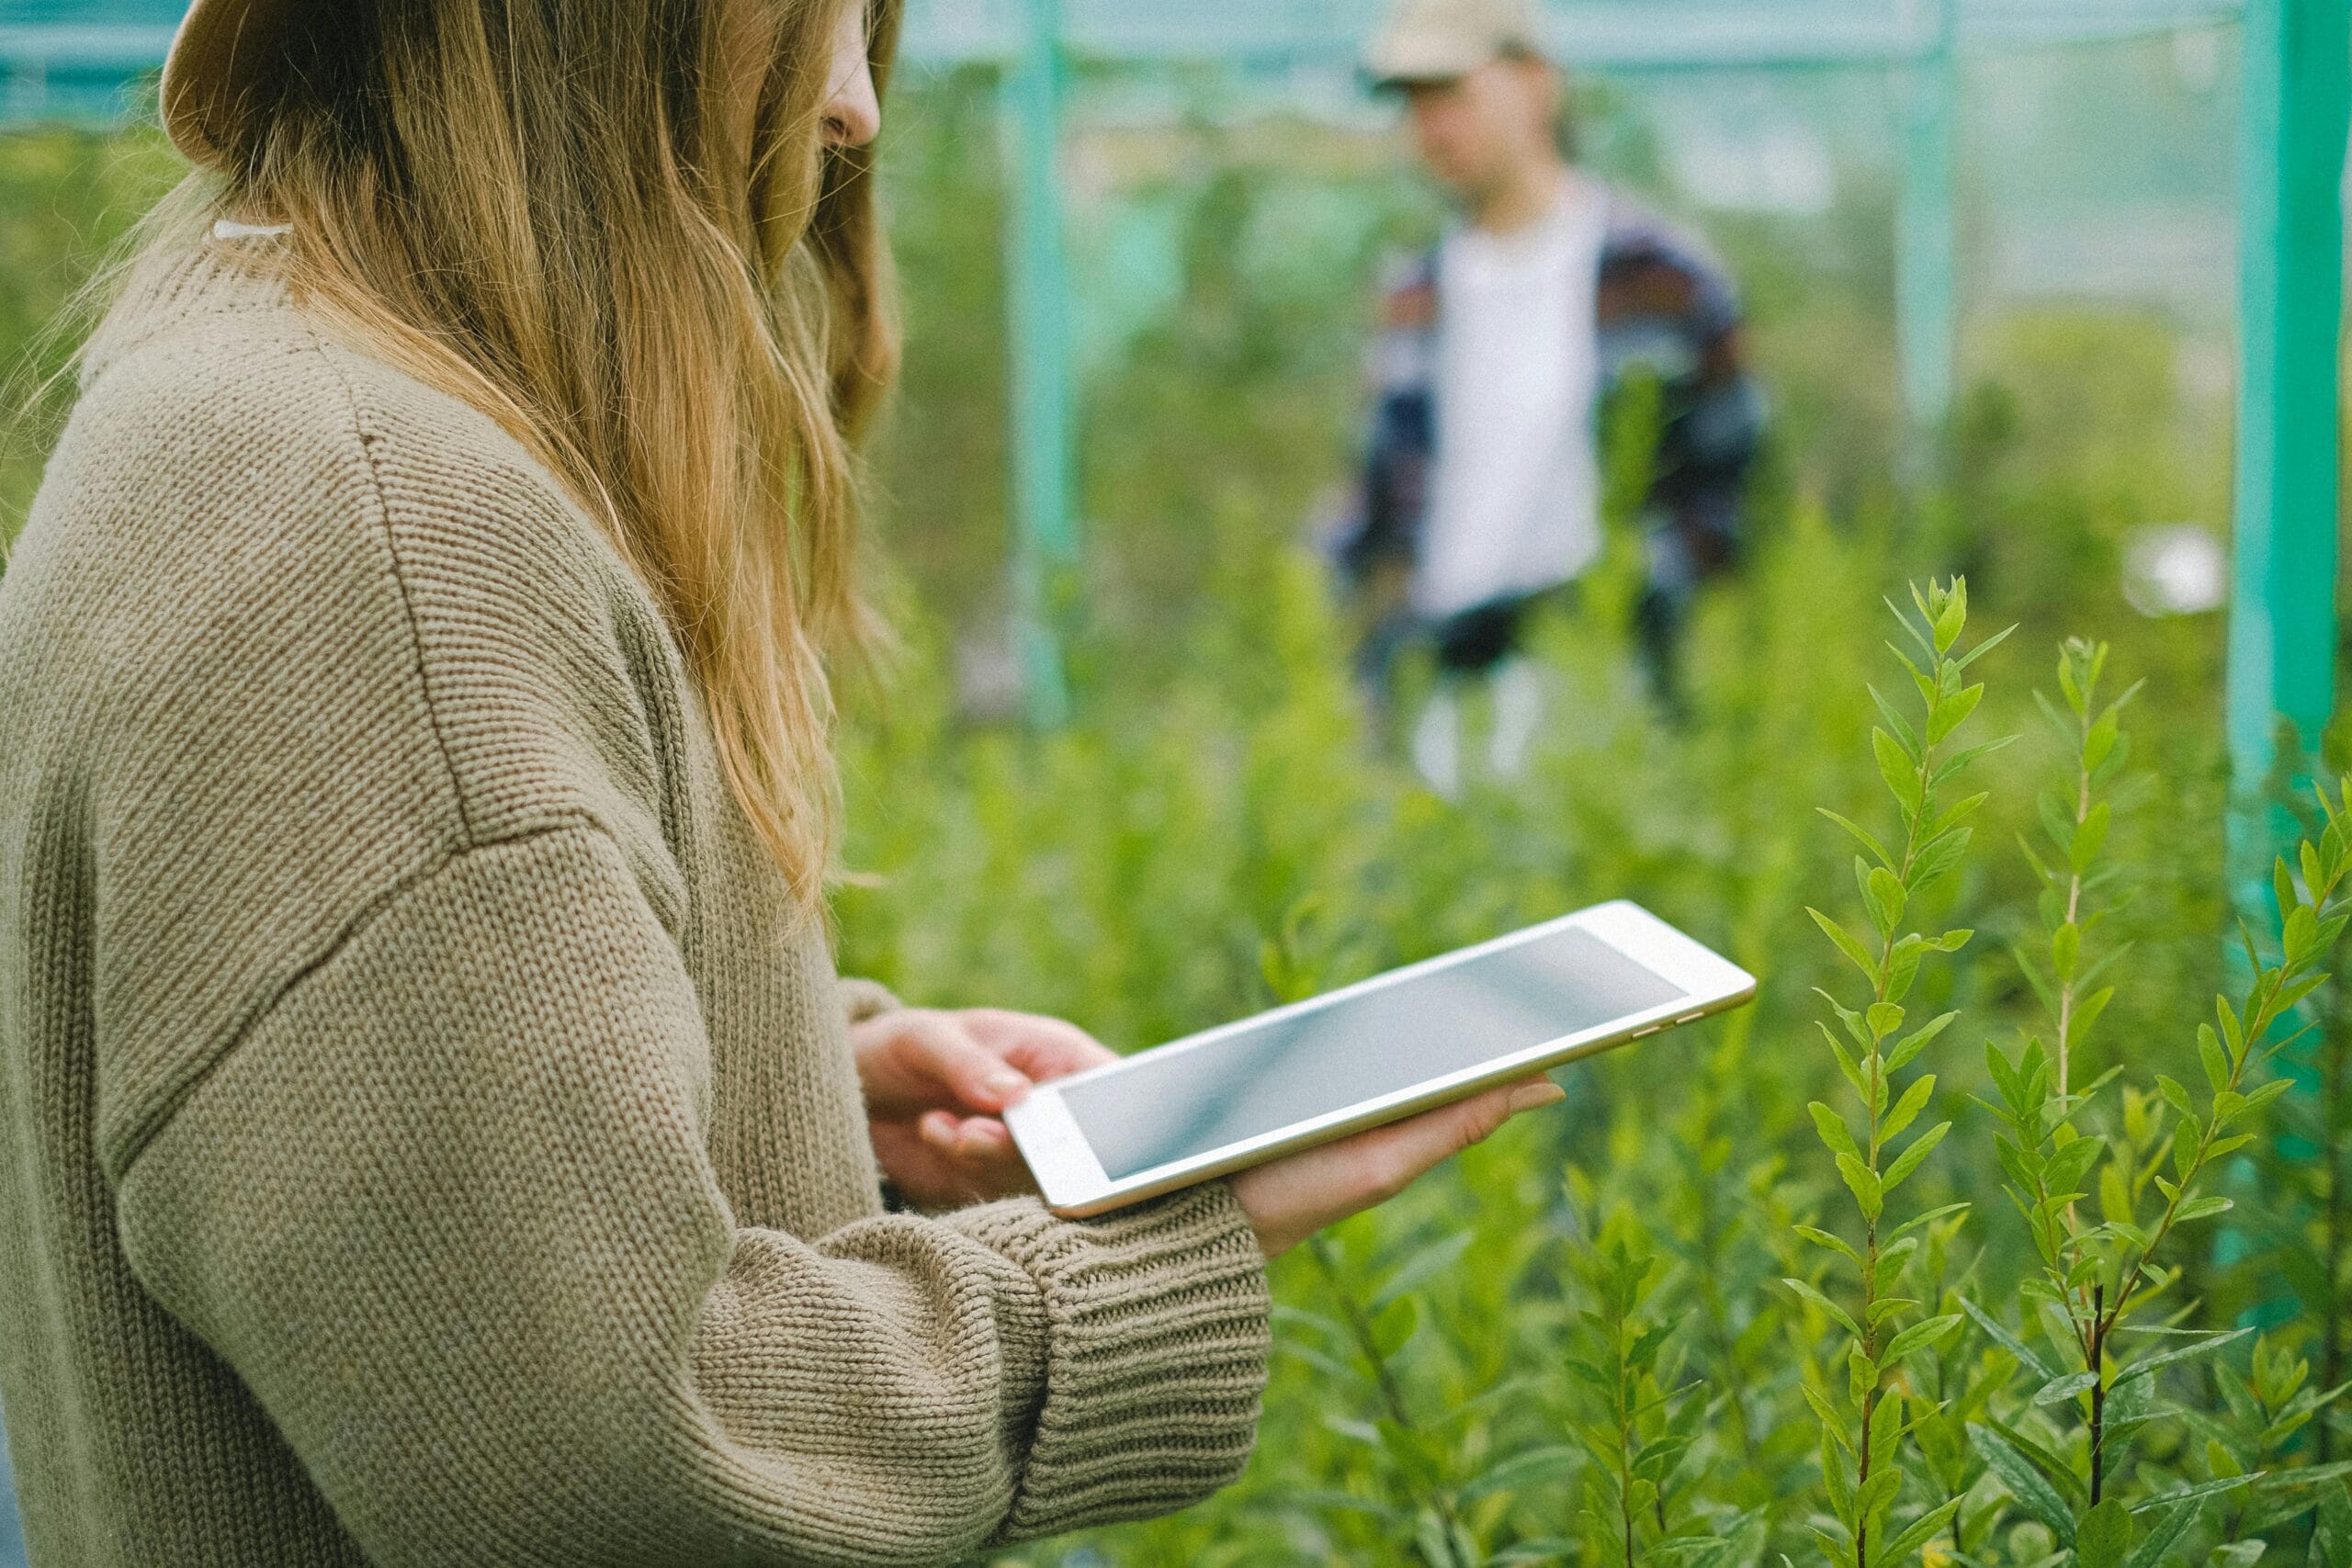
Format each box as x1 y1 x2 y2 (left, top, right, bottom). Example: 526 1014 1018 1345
1333 0 1766 794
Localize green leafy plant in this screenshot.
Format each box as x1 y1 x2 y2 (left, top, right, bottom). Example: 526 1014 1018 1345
1793 577 2010 1565
1554 1197 1715 1566
1968 642 2352 1559
2196 1333 2352 1543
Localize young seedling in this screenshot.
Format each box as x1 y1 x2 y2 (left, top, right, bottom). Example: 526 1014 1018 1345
2012 638 2141 1104
1558 1201 1710 1566
2195 1333 2352 1543
1970 649 2352 1559
1795 578 2009 1565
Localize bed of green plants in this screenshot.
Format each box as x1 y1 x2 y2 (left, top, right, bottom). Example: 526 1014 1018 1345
3 85 2345 1566
841 499 2348 1566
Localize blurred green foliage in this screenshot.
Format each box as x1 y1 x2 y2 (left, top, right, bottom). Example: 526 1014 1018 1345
2 67 2344 1566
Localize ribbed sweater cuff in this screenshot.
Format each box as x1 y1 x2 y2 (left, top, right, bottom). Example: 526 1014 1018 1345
953 1179 1271 1542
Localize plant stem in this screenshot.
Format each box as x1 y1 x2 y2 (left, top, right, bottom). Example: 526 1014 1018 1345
2088 1282 2107 1505
2096 959 2297 1348
1611 1259 1638 1567
2055 705 2093 1098
1852 764 1931 1567
1308 1238 1464 1560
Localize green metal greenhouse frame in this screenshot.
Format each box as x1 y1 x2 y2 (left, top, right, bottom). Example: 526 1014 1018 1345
0 0 2345 851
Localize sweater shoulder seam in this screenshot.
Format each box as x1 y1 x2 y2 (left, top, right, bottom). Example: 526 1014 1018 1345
108 817 613 1187
304 332 481 851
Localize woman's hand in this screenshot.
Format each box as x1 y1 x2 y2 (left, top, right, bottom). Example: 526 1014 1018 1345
851 1007 1115 1208
1229 1076 1566 1258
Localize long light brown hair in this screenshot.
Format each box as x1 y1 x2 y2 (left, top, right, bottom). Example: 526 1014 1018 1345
148 0 901 912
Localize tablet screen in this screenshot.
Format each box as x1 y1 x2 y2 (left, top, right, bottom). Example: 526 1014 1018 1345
1059 924 1685 1180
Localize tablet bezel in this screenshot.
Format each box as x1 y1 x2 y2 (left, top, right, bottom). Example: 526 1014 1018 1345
1004 899 1755 1217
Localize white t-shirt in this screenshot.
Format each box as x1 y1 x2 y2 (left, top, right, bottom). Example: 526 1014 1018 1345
1412 175 1610 621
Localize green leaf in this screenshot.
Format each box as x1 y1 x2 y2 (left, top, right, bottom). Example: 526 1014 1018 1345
1809 908 1882 985
2313 1485 2352 1568
2199 1027 2231 1093
2042 1131 2105 1195
2071 801 2111 874
1883 1314 1962 1364
2032 1371 2099 1406
1931 734 2018 790
1867 866 1908 936
1954 618 2017 670
1804 1384 1853 1451
2075 1498 2133 1568
2084 706 2120 771
2154 1074 2197 1122
2127 1472 2266 1515
1883 1121 1951 1193
1959 1297 2055 1381
1882 1020 1956 1081
1838 1153 1885 1220
1908 828 1973 897
1878 1497 1966 1565
1886 1201 1972 1246
1370 1294 1419 1359
1875 728 1923 812
1819 1022 1871 1102
1869 682 1922 757
1820 808 1896 870
1794 1224 1863 1268
1782 1277 1862 1339
1985 1041 2027 1111
2066 986 2116 1053
1372 1232 1476 1310
2052 919 2082 982
2112 1325 2255 1389
1929 680 1984 745
2121 1497 2207 1568
1883 1074 1937 1142
1932 585 1966 651
1809 1101 1860 1160
1415 1508 1460 1568
1968 1422 2075 1543
1456 1443 1579 1502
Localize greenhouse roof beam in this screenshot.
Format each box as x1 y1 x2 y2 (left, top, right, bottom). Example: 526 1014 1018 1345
0 2 2256 96
896 0 2246 68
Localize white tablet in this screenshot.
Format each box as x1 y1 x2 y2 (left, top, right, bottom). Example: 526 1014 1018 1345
1005 899 1756 1216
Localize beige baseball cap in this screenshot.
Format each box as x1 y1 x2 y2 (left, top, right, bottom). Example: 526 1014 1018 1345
1363 0 1548 86
159 0 310 168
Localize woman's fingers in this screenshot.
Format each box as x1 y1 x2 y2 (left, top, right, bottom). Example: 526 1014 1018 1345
857 1010 1032 1116
1365 1076 1565 1197
1230 1075 1566 1258
918 1110 1014 1162
961 1009 1119 1082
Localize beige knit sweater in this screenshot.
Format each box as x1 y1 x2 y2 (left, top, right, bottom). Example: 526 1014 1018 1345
0 236 1270 1567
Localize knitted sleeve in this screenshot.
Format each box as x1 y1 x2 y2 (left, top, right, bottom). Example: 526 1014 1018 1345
109 821 1269 1567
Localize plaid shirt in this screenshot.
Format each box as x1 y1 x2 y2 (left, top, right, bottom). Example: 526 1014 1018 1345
1336 187 1766 600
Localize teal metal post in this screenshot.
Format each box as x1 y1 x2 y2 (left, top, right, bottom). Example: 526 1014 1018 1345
1003 0 1076 728
1894 0 1959 462
2223 0 2348 901
2217 0 2347 1307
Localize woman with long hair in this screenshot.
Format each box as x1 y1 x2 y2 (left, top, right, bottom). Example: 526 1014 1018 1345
0 1 1562 1562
